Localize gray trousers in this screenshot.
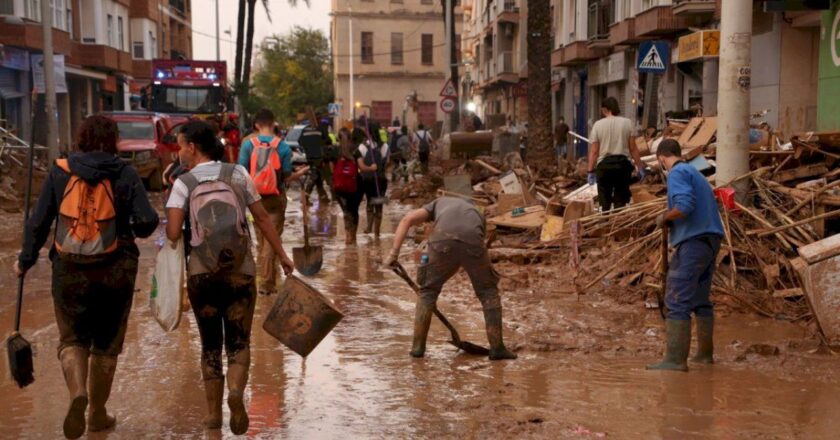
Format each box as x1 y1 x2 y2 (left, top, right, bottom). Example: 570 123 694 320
418 239 501 311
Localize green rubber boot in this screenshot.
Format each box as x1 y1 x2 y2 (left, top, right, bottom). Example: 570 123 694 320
410 300 434 358
59 346 89 440
484 307 517 360
691 316 714 364
646 319 690 372
227 349 251 435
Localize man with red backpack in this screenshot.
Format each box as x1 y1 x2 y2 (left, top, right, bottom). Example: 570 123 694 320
238 109 308 295
166 120 294 435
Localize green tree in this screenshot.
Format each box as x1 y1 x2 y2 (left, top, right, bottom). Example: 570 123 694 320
252 27 334 125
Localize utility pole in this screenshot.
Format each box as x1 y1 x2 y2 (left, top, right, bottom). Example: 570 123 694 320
349 5 354 124
40 0 58 162
716 0 752 196
444 0 460 132
215 0 221 60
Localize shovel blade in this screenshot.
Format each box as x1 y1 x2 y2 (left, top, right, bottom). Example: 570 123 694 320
293 245 323 276
449 340 491 356
6 333 34 388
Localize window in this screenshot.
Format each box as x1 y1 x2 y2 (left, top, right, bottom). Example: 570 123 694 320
117 17 124 51
371 101 393 126
117 122 155 140
361 32 374 64
421 34 433 65
66 3 72 37
455 33 461 64
150 31 157 58
391 33 403 65
25 0 41 21
133 42 144 59
0 0 13 15
107 14 114 47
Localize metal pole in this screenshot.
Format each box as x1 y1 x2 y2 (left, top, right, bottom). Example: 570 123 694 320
716 0 752 196
215 0 221 60
41 0 58 162
444 0 452 132
349 5 354 124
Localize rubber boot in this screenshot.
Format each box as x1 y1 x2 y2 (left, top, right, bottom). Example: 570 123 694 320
364 205 374 234
410 300 434 358
692 316 714 364
373 211 382 239
646 319 691 372
348 219 358 245
343 217 353 245
227 348 250 435
87 354 118 432
59 347 89 439
483 307 518 360
203 379 224 429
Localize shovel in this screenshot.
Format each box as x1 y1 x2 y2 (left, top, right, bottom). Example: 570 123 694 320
293 191 323 276
391 262 490 356
657 226 669 320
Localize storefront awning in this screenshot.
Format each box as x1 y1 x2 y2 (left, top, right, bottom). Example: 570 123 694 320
64 65 107 81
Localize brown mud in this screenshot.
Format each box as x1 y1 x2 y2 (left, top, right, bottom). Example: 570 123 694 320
1 192 840 439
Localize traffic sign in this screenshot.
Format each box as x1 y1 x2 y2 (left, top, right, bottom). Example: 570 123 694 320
439 79 457 98
327 103 342 115
637 41 669 74
440 97 456 113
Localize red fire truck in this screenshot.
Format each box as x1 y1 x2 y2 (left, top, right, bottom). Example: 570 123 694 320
146 59 241 161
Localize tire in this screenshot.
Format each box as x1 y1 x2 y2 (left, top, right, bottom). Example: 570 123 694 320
148 166 164 192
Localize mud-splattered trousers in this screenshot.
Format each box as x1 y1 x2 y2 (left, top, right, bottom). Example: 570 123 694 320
187 273 257 380
665 235 722 321
418 240 502 311
51 247 139 358
255 194 287 292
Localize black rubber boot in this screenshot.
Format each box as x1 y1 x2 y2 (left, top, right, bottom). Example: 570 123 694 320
87 355 118 432
60 347 89 439
373 211 382 239
227 348 250 435
646 319 691 372
364 205 374 234
484 307 517 360
203 378 224 429
692 316 714 364
410 300 434 358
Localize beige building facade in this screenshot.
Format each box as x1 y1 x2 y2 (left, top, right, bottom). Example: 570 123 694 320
331 0 463 129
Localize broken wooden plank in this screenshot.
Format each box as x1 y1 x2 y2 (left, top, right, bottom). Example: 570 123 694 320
797 233 840 264
772 163 829 183
684 117 717 149
752 209 840 237
676 117 703 147
473 159 502 175
792 255 840 344
772 288 804 299
488 206 546 229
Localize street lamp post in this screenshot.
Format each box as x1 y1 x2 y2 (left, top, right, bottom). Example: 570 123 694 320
215 0 220 60
349 6 354 126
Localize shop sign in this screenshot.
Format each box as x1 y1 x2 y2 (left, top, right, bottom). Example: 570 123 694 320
0 47 30 71
588 51 626 86
678 30 721 63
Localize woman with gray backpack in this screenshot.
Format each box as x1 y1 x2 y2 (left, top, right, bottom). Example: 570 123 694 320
164 120 294 435
358 121 390 239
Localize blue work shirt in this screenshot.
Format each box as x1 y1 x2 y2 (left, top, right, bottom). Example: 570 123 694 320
666 162 724 246
238 135 293 188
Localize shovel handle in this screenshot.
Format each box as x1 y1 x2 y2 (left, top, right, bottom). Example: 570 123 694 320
658 227 668 320
301 190 310 248
391 262 463 344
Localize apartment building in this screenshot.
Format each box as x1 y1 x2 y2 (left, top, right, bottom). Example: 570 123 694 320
460 0 527 128
331 0 463 129
549 0 822 144
0 0 191 149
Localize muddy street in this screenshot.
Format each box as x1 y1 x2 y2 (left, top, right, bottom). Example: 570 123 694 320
2 193 840 439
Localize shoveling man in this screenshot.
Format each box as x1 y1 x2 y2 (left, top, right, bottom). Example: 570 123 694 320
384 196 517 360
648 139 724 371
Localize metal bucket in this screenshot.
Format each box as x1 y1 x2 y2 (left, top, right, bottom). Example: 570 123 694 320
262 275 344 357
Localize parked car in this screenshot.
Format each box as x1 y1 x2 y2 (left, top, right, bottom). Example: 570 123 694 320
101 111 176 191
283 124 308 165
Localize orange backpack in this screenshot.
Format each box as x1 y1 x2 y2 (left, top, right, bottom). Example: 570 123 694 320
54 159 118 261
249 137 283 196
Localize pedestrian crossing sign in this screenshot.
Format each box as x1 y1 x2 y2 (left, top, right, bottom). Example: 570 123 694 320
637 41 669 74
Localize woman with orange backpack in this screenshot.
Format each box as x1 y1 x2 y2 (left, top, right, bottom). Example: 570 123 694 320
15 115 159 439
333 127 364 245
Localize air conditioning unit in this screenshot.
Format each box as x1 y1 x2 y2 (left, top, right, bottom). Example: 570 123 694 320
82 37 96 44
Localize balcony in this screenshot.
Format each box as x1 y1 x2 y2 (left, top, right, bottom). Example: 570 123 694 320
587 1 613 49
498 0 520 24
74 43 132 73
132 60 153 80
672 0 717 17
634 5 693 37
495 50 518 83
556 41 602 67
0 19 73 56
609 18 638 46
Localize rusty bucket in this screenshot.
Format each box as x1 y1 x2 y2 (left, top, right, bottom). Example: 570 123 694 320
262 275 344 357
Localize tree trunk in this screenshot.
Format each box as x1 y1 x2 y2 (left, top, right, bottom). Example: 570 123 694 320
235 0 247 86
526 0 552 169
242 0 257 93
440 0 460 132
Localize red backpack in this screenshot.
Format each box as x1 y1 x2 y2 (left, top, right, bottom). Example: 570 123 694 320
249 137 282 196
333 156 358 193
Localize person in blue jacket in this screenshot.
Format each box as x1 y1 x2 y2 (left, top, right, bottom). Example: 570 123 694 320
648 139 724 372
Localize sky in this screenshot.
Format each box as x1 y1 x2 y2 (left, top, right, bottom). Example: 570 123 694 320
191 0 331 73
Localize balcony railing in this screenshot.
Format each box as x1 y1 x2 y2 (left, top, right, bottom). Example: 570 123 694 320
502 0 518 12
587 0 613 43
497 51 514 74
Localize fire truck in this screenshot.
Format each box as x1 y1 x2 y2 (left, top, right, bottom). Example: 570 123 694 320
145 59 241 161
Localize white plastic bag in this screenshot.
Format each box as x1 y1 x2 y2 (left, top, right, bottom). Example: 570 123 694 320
150 237 186 332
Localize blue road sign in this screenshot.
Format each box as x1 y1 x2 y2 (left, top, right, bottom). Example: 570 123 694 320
637 41 669 74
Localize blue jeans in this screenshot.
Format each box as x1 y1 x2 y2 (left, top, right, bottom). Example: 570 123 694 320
555 143 568 157
665 235 722 321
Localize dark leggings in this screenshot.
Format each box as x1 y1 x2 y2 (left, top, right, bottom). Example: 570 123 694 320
336 188 363 225
188 273 257 380
363 176 388 216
